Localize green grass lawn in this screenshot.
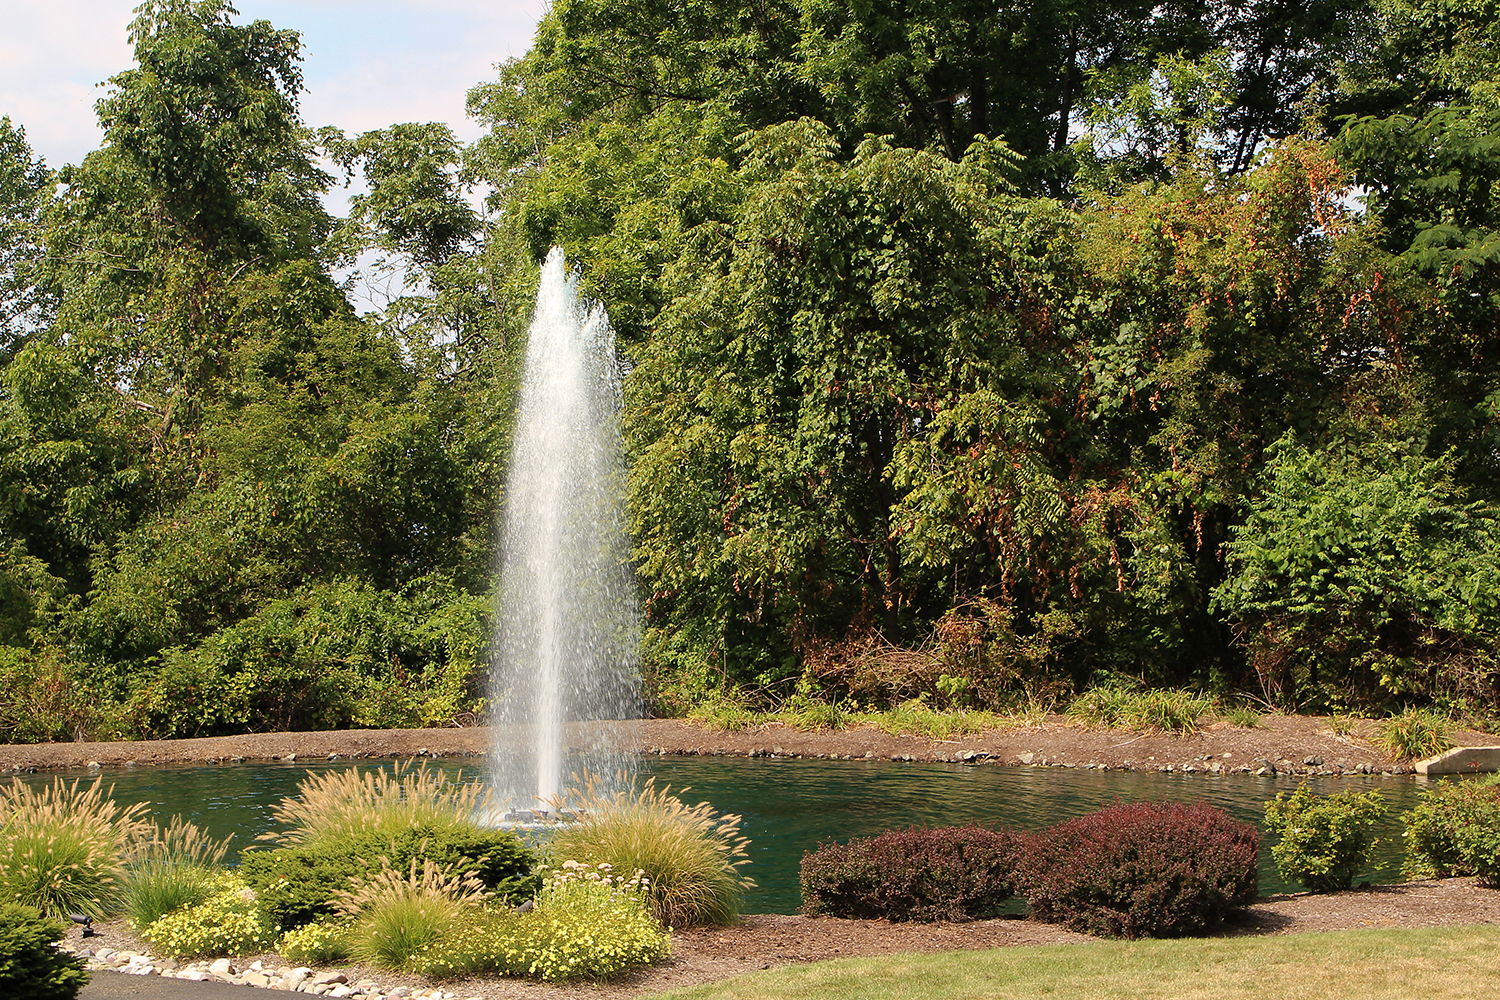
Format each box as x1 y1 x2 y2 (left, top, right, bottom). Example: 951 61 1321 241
655 925 1500 1000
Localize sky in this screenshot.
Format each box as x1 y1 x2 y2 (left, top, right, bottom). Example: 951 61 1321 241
0 0 550 169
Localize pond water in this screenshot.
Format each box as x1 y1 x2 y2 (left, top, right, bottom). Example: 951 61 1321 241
13 757 1451 914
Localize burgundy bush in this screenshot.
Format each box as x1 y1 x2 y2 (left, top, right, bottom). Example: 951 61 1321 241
1013 800 1259 939
800 825 1018 922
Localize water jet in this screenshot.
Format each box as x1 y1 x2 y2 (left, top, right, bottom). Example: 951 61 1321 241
490 247 639 811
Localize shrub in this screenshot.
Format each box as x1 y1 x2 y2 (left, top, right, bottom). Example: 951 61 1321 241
0 777 150 918
121 816 233 931
411 862 669 981
239 822 536 930
262 762 493 846
800 825 1017 922
1401 776 1500 879
277 919 351 965
334 858 487 971
1014 801 1259 939
1374 709 1453 761
140 873 277 958
0 903 89 1000
546 780 753 928
1264 785 1387 892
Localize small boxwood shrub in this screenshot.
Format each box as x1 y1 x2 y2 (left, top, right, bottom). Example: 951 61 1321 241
1402 775 1500 880
800 825 1018 922
239 823 537 929
1014 801 1259 939
1264 785 1386 892
0 903 89 1000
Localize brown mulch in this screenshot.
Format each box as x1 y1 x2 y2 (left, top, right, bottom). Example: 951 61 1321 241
68 879 1500 1000
5 714 1497 776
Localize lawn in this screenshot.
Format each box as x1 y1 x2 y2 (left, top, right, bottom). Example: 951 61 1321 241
656 924 1500 1000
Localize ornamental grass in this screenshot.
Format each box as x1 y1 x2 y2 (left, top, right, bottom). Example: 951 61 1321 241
0 777 150 919
262 761 494 846
121 815 234 931
547 778 753 928
334 857 488 971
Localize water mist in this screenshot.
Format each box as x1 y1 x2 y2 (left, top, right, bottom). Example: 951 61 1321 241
491 247 638 813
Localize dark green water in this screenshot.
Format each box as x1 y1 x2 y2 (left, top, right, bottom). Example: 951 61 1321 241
14 757 1445 914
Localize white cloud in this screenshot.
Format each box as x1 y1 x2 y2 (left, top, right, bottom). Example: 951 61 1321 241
0 0 546 166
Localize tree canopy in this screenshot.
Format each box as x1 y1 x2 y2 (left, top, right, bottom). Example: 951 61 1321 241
0 0 1497 739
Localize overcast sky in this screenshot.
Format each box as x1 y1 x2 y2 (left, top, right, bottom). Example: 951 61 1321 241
0 1 549 169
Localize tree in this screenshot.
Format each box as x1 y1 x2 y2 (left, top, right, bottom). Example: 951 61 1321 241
0 118 52 368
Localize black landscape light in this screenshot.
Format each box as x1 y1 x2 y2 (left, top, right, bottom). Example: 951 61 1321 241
68 914 96 937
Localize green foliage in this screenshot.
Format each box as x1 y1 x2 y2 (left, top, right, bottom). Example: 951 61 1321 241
4 0 1500 733
335 859 487 972
276 918 350 965
1375 708 1455 761
1214 437 1500 709
120 815 233 931
547 780 753 928
1219 705 1260 729
262 762 496 846
239 822 537 930
140 873 276 958
0 903 89 1000
279 921 348 966
1264 785 1388 892
410 864 669 981
1066 687 1212 735
0 778 150 919
1401 775 1500 880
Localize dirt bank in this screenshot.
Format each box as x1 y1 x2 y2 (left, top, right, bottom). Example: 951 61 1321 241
3 714 1497 776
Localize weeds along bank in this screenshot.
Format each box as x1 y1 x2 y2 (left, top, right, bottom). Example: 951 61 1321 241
3 764 1500 997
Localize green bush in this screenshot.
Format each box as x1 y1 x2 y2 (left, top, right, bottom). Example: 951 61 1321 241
239 822 537 930
411 863 669 981
1264 785 1387 892
1401 776 1500 879
277 919 351 965
0 903 89 1000
0 778 150 918
139 873 277 958
546 780 753 928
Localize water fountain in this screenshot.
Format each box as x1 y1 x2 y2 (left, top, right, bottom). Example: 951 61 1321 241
490 246 639 816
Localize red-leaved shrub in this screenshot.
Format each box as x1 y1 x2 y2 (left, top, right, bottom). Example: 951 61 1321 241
800 825 1018 921
1013 800 1259 938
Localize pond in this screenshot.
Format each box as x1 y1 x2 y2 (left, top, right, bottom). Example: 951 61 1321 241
13 757 1448 914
